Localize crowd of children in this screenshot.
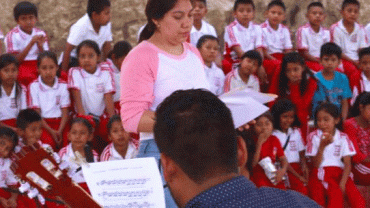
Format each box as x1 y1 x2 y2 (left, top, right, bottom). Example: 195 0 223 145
0 0 370 207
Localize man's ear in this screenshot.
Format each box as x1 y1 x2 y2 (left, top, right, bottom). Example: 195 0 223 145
161 153 178 183
236 136 248 170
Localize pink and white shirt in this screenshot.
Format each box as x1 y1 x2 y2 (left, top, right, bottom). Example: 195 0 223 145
330 20 369 61
59 144 99 183
28 77 70 118
261 20 293 55
68 65 115 116
100 59 121 103
0 158 17 188
5 26 49 61
120 41 210 139
224 69 260 93
351 72 370 105
205 63 225 96
366 23 370 43
306 129 356 168
296 23 330 58
190 20 217 46
273 128 305 163
224 20 265 61
100 142 138 161
0 84 27 121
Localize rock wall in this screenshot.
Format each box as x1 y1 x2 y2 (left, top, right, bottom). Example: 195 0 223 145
0 0 369 55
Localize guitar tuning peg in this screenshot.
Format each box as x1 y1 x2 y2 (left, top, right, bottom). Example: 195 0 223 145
37 194 46 205
52 152 61 164
27 187 39 199
19 181 31 193
59 161 69 171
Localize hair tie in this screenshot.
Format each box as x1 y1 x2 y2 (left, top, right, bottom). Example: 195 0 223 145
76 114 96 129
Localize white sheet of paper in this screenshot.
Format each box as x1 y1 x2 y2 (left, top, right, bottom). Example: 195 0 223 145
219 88 274 128
82 158 165 208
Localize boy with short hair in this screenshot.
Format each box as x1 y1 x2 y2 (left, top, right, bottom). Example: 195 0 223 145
330 0 369 78
224 50 262 93
350 47 370 104
61 0 112 72
190 0 217 46
5 1 49 86
312 43 352 120
296 2 330 72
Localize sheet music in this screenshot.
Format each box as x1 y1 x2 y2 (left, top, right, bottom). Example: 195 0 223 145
82 158 165 208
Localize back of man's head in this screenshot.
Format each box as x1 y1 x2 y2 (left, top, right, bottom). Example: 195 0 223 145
154 89 238 184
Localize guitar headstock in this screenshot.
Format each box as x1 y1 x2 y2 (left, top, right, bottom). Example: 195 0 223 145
11 143 101 208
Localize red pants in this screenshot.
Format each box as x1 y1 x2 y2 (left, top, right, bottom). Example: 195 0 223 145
341 59 359 80
0 119 16 128
18 60 38 87
251 167 286 190
309 167 365 208
352 162 370 186
41 118 69 152
92 115 110 154
287 163 308 195
306 61 323 72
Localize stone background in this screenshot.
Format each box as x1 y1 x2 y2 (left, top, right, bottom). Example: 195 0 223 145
0 0 369 55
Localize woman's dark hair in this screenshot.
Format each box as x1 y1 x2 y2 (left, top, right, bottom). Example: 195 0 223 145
37 51 61 77
236 129 256 175
76 40 101 57
0 54 21 108
138 0 180 43
350 92 370 118
108 41 132 59
314 103 343 130
71 117 94 134
0 127 19 153
107 115 122 133
279 52 312 98
271 99 300 130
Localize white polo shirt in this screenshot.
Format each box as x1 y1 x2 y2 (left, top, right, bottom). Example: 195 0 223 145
261 20 293 55
351 72 370 105
273 128 305 164
0 158 17 188
67 14 113 58
306 129 356 168
223 69 260 93
190 20 217 46
224 20 265 61
68 65 115 116
296 23 330 58
5 26 49 61
100 59 120 103
59 144 98 183
205 63 225 96
28 77 70 118
100 142 138 161
0 84 27 121
331 20 369 61
366 23 370 43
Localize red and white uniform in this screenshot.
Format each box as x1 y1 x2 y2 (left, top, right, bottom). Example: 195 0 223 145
296 23 330 59
67 14 112 58
100 59 120 104
306 129 364 208
224 20 265 62
100 142 138 161
0 84 27 126
350 72 370 105
205 63 225 96
68 65 115 117
366 23 370 42
224 69 259 93
0 158 17 188
190 20 217 46
261 20 293 55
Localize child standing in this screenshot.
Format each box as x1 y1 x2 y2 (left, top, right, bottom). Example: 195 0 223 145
350 47 370 104
28 52 70 151
100 115 137 161
5 1 49 86
330 0 369 78
68 40 115 152
0 54 27 131
306 103 365 208
296 2 330 72
197 35 225 95
59 116 99 194
312 43 352 121
190 0 217 46
224 50 261 92
61 0 112 72
271 99 308 195
250 112 288 190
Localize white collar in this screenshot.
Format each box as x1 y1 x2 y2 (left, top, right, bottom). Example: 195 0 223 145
1 84 17 98
362 72 370 82
38 76 59 91
338 19 360 35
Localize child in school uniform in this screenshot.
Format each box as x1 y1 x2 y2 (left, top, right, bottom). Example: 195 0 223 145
197 35 225 96
59 116 99 194
312 43 352 121
350 47 370 104
271 99 308 195
28 52 70 151
224 50 261 93
306 103 365 208
68 40 116 153
190 0 217 46
61 0 112 72
5 1 49 87
100 115 137 161
0 54 27 131
366 23 370 41
330 0 369 79
296 2 330 72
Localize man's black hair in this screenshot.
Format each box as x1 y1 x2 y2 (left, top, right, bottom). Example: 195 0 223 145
16 109 41 130
233 0 255 11
241 50 263 67
267 0 286 11
87 0 111 18
307 2 324 11
13 1 38 21
341 0 360 10
320 42 342 59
